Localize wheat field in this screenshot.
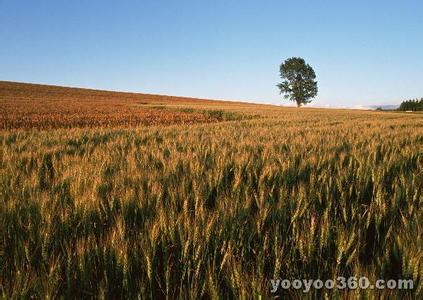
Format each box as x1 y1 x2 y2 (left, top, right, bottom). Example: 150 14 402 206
0 82 422 298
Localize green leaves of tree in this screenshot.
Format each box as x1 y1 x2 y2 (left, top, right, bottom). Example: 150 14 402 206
277 57 318 107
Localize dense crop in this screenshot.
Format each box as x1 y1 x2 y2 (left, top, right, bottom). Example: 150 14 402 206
0 83 422 298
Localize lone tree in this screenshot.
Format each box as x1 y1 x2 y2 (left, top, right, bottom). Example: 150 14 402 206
277 57 318 107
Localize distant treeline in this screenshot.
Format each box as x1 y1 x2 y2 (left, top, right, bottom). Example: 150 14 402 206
398 98 423 111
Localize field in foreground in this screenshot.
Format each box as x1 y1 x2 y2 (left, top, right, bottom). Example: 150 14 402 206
0 82 422 298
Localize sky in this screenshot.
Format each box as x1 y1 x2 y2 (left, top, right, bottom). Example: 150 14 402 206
1 0 422 108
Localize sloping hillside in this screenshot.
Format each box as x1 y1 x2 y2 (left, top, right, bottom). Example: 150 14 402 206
0 81 253 129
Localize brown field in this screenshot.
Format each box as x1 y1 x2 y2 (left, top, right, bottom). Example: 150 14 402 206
0 81 256 129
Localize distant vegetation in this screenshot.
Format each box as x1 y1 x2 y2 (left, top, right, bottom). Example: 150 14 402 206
397 98 423 111
164 107 250 121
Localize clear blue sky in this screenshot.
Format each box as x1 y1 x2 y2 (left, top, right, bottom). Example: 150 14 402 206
1 0 422 107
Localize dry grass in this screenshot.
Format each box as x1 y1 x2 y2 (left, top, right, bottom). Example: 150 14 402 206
0 82 422 298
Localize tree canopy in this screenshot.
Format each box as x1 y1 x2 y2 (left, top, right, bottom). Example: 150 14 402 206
398 98 423 111
277 57 318 107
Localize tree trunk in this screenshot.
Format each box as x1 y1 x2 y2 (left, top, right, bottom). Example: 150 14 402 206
296 99 302 107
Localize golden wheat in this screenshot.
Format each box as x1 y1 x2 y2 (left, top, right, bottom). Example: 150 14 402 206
0 83 422 298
